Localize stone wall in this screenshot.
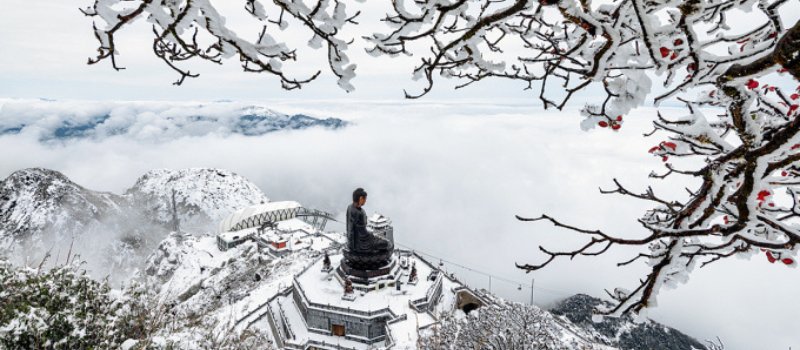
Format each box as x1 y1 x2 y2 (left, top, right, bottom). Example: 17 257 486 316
292 283 390 343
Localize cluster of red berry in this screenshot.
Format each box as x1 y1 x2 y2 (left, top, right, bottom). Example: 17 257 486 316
597 115 623 130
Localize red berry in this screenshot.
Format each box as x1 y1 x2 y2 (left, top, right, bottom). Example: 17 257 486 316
792 144 800 150
659 47 671 58
661 156 669 162
757 190 771 201
768 32 778 39
782 171 788 176
616 115 623 122
687 63 697 71
723 215 729 224
789 104 799 116
766 251 777 263
782 258 794 265
791 94 799 100
673 39 683 45
598 121 608 127
670 52 678 60
662 142 677 151
611 124 621 130
746 79 759 89
778 68 788 73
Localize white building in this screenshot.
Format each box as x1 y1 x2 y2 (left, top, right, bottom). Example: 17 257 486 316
217 201 335 252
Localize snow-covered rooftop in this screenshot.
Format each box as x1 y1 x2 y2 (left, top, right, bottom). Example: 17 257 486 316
217 227 258 243
265 252 463 348
368 213 390 226
296 254 437 314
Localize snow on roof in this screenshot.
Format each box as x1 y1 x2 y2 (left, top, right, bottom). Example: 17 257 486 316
296 253 438 315
368 213 391 229
218 200 302 233
368 213 390 223
218 226 258 243
281 253 455 348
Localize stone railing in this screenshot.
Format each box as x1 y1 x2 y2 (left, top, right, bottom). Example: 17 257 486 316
386 313 408 325
408 272 443 312
264 303 285 349
305 339 362 350
277 300 295 340
306 327 386 344
384 324 396 348
235 285 293 330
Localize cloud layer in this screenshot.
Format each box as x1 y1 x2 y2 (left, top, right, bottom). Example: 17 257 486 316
0 99 345 142
0 100 796 349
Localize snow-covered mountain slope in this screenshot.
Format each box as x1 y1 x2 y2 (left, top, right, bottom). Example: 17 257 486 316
0 168 125 243
0 167 269 283
419 294 616 350
550 294 707 350
126 168 269 233
137 233 337 348
0 99 347 142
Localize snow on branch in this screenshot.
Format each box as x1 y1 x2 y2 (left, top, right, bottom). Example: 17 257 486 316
365 0 800 317
368 0 799 127
82 0 361 90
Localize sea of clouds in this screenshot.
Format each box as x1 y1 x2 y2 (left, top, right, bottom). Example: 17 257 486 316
0 99 795 350
0 99 345 142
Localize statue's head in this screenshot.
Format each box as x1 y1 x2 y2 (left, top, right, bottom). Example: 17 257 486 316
352 187 367 207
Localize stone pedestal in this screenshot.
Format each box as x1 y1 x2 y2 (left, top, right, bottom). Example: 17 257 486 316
336 252 400 291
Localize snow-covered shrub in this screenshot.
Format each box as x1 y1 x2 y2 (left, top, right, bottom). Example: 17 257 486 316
420 297 595 350
0 259 123 349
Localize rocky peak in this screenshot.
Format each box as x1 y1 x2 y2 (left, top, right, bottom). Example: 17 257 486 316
0 168 123 239
550 294 708 350
125 168 269 232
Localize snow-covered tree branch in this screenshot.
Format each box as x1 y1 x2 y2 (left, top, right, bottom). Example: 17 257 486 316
368 0 800 317
82 0 361 90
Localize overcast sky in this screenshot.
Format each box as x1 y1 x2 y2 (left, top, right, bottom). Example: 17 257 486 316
1 1 799 350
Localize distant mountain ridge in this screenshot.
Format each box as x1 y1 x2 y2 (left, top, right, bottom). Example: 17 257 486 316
550 294 708 350
0 99 347 142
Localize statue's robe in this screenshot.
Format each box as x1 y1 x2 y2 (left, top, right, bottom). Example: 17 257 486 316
346 203 368 251
346 203 390 252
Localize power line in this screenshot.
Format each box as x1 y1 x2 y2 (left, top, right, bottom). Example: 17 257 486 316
394 241 574 296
